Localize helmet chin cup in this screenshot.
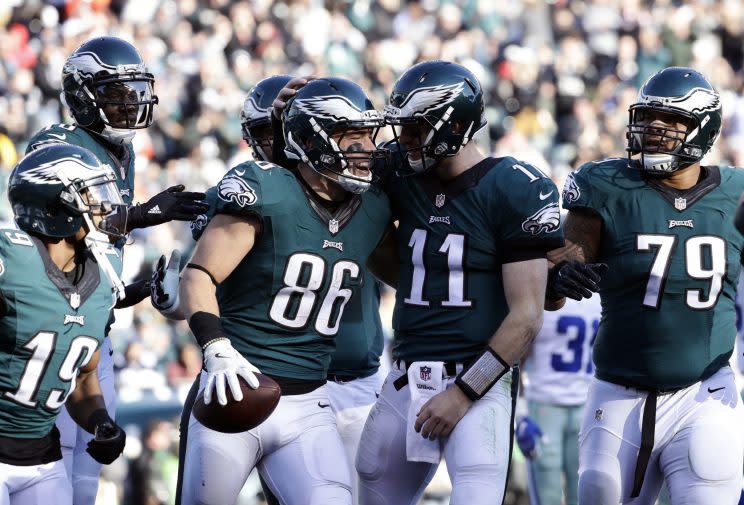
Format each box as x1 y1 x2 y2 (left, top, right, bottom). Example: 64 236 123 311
337 168 371 194
640 153 678 174
408 154 436 173
100 125 136 145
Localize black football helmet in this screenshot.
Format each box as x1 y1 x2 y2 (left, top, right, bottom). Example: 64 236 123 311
627 67 722 174
282 78 386 193
240 75 292 162
384 60 486 173
8 144 124 239
61 37 158 145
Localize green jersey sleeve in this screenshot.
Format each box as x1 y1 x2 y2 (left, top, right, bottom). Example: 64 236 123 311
213 161 271 219
494 158 564 263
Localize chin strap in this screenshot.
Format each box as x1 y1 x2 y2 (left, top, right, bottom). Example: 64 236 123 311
84 228 126 303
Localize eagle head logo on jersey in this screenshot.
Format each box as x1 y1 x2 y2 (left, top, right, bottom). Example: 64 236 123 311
190 214 209 231
522 202 560 235
562 174 581 205
384 82 465 118
218 175 257 207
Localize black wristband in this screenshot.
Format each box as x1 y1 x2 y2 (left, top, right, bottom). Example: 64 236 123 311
114 279 151 309
455 348 510 402
188 311 226 348
87 408 113 433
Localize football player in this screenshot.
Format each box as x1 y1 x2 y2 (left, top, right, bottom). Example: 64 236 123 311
0 145 128 505
25 36 208 505
518 292 601 505
169 74 292 505
178 78 394 505
353 60 564 505
547 67 744 504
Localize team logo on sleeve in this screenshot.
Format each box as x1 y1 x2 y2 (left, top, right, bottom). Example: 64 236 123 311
190 214 209 231
218 175 257 207
522 202 560 235
562 174 581 204
0 257 4 276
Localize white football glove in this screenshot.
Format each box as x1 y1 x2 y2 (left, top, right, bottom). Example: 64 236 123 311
151 249 181 316
202 338 260 406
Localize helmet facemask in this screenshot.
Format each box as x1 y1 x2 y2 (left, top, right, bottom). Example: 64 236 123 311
64 65 158 145
57 168 126 241
627 105 703 175
287 117 388 194
384 106 479 175
241 119 274 163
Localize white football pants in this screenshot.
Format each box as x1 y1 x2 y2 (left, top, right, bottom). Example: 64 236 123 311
180 372 352 505
56 335 116 505
578 366 744 505
0 459 70 505
356 363 514 505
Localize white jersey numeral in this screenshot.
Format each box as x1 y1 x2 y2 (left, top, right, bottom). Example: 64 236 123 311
637 234 726 310
405 229 471 308
4 332 98 410
269 253 361 336
512 163 546 183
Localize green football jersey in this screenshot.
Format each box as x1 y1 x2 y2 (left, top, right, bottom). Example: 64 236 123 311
387 157 564 363
211 161 391 380
191 183 385 379
0 230 115 439
563 158 744 390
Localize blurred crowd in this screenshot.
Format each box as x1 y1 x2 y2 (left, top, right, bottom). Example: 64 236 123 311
3 0 744 503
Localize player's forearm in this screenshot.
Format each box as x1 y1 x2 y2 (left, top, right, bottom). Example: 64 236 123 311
66 369 107 434
486 308 543 365
179 269 220 321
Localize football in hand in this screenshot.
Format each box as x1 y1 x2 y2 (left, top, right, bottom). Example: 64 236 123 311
193 374 281 433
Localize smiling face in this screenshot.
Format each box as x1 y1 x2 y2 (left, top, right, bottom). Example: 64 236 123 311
332 126 377 179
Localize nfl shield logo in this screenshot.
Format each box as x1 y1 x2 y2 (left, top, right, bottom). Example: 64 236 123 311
420 366 432 381
674 197 687 211
435 194 446 208
329 219 339 234
70 292 81 309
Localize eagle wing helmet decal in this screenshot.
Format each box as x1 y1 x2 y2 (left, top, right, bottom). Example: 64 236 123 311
241 96 267 121
639 87 721 113
19 157 109 185
386 82 465 118
293 95 382 122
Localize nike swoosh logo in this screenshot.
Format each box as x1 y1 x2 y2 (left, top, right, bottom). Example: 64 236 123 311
235 169 245 176
48 133 67 140
708 386 725 393
214 353 231 359
109 347 114 357
318 402 331 408
539 190 553 200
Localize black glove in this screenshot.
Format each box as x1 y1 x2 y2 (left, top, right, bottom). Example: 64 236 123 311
126 185 209 230
114 278 151 309
86 409 126 465
546 260 608 301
